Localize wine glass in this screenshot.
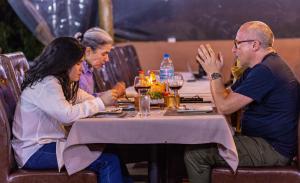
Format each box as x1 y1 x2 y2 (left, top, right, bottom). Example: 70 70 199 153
168 73 184 108
133 76 151 94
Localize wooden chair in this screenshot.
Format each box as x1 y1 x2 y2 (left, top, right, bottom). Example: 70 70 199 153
0 55 97 183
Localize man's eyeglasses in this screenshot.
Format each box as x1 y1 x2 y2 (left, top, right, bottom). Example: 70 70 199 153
233 39 256 48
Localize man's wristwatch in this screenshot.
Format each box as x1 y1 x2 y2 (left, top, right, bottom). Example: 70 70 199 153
210 73 222 80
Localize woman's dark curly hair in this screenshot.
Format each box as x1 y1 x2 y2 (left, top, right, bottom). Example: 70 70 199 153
21 37 85 103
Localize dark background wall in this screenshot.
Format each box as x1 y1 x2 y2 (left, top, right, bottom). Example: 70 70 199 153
1 0 300 59
0 0 42 59
113 0 300 41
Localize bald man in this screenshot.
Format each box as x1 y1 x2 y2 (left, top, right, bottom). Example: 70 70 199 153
184 21 300 183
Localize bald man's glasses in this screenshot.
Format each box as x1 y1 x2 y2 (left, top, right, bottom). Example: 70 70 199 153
234 39 256 48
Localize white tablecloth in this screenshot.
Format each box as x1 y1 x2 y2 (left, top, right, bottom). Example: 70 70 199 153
63 107 238 175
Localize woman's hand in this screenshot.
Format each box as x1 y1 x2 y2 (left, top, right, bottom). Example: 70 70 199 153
99 82 125 106
113 82 126 97
110 89 119 101
100 90 118 106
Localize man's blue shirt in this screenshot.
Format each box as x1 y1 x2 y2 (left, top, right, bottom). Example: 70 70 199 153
231 53 300 158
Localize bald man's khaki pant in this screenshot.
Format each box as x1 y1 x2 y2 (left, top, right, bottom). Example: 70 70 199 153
184 136 290 183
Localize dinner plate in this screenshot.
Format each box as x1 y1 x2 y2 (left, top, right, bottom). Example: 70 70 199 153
117 98 135 104
92 111 127 118
96 107 123 114
177 106 213 113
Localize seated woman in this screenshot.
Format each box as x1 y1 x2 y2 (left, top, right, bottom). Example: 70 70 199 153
76 27 150 169
75 27 125 106
11 37 128 183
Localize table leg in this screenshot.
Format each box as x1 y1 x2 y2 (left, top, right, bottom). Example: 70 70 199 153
148 144 186 183
165 144 187 183
149 144 159 183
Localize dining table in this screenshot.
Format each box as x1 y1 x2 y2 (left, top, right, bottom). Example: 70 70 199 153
62 75 238 183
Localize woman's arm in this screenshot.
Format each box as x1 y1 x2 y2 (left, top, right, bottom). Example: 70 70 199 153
29 77 105 124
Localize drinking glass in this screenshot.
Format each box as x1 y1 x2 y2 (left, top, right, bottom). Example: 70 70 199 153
133 76 151 116
139 89 150 117
168 73 184 108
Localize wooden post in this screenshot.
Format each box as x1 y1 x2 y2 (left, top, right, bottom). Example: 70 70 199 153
98 0 114 41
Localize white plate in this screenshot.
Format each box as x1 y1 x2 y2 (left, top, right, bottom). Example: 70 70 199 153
117 98 135 103
97 107 123 114
177 106 213 113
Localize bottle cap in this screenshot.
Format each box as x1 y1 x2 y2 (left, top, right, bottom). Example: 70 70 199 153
163 53 170 58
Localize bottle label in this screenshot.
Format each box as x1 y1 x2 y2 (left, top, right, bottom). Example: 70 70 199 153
160 68 174 81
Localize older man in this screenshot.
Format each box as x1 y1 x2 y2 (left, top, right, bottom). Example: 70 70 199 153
184 21 300 183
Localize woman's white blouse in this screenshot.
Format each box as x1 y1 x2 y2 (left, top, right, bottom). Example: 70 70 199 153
11 76 105 169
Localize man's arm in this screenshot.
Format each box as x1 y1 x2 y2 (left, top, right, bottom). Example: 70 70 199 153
196 44 253 115
210 78 253 115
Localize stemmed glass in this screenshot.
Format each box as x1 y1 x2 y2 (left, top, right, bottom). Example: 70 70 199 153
168 73 184 108
134 76 151 94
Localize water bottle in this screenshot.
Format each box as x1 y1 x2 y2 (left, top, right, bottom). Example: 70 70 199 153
159 53 174 82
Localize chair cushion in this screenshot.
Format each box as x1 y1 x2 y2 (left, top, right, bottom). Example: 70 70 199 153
212 166 300 183
8 169 97 183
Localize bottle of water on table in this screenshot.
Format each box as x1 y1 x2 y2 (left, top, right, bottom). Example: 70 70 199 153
159 53 174 82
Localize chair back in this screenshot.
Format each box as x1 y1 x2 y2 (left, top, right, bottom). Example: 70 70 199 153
123 45 142 80
111 47 132 86
0 100 13 183
0 55 20 183
94 65 117 92
93 68 109 92
297 109 300 169
294 79 300 169
108 48 126 83
93 46 130 92
3 52 30 92
110 45 141 86
93 45 142 91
